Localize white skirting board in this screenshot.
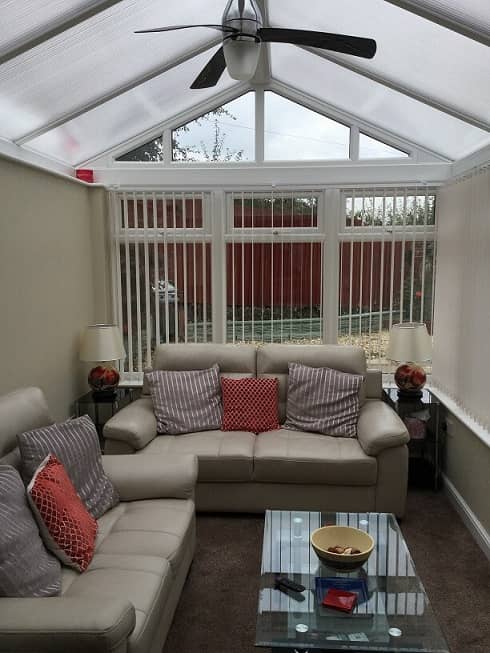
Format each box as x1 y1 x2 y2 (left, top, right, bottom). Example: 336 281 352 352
442 474 490 561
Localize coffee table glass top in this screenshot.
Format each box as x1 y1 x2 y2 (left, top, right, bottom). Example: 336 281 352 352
256 511 449 652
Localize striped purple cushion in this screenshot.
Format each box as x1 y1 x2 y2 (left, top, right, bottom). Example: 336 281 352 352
0 465 61 597
18 415 119 519
145 365 222 435
283 362 363 437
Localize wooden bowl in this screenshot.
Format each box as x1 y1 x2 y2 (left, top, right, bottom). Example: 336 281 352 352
310 525 374 570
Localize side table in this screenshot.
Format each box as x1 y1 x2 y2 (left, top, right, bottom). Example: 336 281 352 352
75 387 141 449
383 385 443 490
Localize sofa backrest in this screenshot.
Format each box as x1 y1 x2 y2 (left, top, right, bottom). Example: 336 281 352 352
145 343 382 419
0 387 54 468
257 344 368 423
143 343 257 394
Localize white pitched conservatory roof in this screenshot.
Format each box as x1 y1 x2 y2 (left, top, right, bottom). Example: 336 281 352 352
0 0 489 172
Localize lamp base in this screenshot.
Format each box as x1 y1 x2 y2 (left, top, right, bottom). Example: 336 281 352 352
88 365 120 395
91 389 118 401
396 388 423 401
394 363 426 398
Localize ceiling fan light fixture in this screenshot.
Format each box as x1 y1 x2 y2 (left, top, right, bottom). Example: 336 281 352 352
223 37 261 81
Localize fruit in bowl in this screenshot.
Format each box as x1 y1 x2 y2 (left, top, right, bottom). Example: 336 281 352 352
310 525 374 570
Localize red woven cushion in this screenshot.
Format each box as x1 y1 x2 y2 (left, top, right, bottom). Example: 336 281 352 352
221 378 280 434
27 455 98 572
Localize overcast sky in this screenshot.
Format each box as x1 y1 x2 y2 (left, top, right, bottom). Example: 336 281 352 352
174 91 406 162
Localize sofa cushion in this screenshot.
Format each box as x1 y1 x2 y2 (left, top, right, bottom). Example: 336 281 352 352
0 465 61 597
95 498 195 574
27 455 98 572
253 429 377 485
18 415 119 519
139 431 256 482
257 344 367 423
283 363 363 437
145 365 222 435
221 377 280 434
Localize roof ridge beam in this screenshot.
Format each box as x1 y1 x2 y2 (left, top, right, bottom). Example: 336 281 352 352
383 0 490 47
16 39 222 146
300 46 490 133
0 0 127 66
251 0 271 84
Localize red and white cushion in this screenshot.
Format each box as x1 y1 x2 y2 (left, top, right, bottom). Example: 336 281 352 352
221 377 280 434
27 455 98 572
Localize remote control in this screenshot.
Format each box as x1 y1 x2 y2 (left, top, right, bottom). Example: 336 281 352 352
275 577 305 593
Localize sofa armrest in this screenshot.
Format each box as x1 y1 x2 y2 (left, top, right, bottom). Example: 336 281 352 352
103 397 157 451
357 400 409 456
102 454 198 501
0 597 135 653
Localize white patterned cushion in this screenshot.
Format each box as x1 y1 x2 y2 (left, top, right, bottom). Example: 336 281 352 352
0 465 61 597
18 415 119 518
145 364 222 435
283 362 363 437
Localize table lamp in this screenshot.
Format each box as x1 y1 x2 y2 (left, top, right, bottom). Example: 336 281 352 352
80 325 126 397
387 322 432 399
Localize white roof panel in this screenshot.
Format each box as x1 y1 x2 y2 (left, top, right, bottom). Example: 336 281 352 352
0 0 488 167
26 49 239 166
270 44 490 160
0 0 224 141
269 0 490 128
0 0 92 54
387 0 490 39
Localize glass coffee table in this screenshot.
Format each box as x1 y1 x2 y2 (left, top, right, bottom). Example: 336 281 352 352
256 511 449 652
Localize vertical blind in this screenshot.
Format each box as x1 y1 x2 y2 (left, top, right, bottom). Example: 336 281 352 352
339 188 436 363
226 191 324 344
432 165 490 432
112 191 211 375
111 186 438 373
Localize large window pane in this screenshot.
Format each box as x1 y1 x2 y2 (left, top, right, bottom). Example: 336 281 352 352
172 93 254 162
117 194 211 373
226 241 323 344
264 91 350 160
340 191 436 364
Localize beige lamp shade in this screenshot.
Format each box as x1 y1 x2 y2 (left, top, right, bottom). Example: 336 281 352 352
80 325 125 362
387 322 432 363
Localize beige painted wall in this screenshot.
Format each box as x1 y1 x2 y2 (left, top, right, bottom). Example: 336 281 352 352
433 172 490 537
443 414 490 535
0 158 106 420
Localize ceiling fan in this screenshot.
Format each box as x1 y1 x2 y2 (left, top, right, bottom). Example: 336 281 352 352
135 0 377 89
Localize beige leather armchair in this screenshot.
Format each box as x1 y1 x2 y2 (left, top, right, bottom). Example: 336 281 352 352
0 387 197 653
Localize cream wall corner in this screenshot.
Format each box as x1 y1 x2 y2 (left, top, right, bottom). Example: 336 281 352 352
0 157 98 420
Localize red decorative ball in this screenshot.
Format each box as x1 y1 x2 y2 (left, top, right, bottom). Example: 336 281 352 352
394 363 426 393
88 365 120 392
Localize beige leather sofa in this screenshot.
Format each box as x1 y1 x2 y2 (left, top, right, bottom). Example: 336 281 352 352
0 387 197 653
105 344 410 517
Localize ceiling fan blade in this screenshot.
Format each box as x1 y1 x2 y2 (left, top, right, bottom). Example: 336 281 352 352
258 28 377 59
190 47 227 89
135 24 237 34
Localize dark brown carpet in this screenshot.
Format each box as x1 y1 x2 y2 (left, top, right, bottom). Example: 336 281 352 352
163 490 490 653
